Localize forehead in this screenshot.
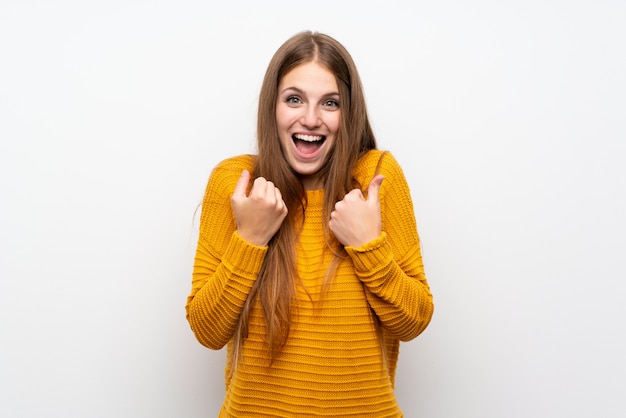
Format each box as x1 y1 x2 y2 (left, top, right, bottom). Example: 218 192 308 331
279 61 338 92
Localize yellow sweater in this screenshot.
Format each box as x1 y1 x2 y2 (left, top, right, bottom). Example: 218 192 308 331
186 150 434 417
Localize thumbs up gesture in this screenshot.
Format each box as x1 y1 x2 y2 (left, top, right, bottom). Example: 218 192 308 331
231 170 288 247
329 175 384 247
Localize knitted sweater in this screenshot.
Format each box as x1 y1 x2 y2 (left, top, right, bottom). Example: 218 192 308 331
186 149 434 417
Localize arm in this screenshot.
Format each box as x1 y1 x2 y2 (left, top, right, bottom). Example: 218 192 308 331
187 232 267 350
185 160 266 349
332 152 434 341
185 158 288 349
346 233 433 341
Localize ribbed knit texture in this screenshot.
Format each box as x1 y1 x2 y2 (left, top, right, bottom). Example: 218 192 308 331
186 150 434 417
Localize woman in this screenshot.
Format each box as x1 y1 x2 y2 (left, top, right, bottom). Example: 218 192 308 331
186 30 434 417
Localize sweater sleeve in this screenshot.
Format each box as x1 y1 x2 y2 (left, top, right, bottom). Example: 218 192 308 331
185 156 267 350
345 152 434 341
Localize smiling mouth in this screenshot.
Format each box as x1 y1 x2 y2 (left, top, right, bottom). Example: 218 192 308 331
293 134 326 155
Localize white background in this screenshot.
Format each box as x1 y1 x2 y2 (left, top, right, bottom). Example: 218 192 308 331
1 1 625 417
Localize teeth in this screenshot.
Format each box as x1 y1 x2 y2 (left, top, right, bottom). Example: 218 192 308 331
294 134 323 142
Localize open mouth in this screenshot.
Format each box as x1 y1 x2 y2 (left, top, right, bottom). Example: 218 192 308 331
293 134 326 155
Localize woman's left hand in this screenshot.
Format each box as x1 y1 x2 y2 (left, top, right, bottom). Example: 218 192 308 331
329 175 384 247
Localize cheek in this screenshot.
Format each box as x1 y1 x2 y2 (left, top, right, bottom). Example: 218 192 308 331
328 113 341 134
276 107 297 132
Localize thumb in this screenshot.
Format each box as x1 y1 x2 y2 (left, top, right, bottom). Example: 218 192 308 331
233 169 250 198
367 174 384 202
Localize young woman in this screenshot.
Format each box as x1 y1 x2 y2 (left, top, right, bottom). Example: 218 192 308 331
186 31 434 417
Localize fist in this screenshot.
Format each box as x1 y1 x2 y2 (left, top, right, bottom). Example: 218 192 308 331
231 170 288 246
329 175 384 247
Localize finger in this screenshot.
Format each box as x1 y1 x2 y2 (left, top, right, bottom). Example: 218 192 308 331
250 176 269 199
233 170 250 198
344 189 364 201
279 193 288 214
367 174 384 201
274 185 284 203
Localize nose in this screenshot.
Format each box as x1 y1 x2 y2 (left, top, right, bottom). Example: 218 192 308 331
301 104 321 128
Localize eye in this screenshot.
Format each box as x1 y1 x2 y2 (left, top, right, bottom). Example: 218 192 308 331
286 96 302 104
323 99 340 108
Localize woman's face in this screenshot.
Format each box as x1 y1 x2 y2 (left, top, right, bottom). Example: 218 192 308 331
276 61 341 190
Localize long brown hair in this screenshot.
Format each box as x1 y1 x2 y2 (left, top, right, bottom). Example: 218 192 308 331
232 31 378 370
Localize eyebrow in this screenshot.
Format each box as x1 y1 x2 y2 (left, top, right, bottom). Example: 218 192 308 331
279 86 340 96
279 86 302 95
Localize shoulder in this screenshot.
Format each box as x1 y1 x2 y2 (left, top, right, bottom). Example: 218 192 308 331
212 154 256 174
209 154 256 182
203 154 257 199
353 149 404 183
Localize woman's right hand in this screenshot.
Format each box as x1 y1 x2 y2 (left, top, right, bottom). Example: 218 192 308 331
230 170 288 246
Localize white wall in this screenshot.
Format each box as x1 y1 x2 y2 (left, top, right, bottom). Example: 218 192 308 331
1 1 624 417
